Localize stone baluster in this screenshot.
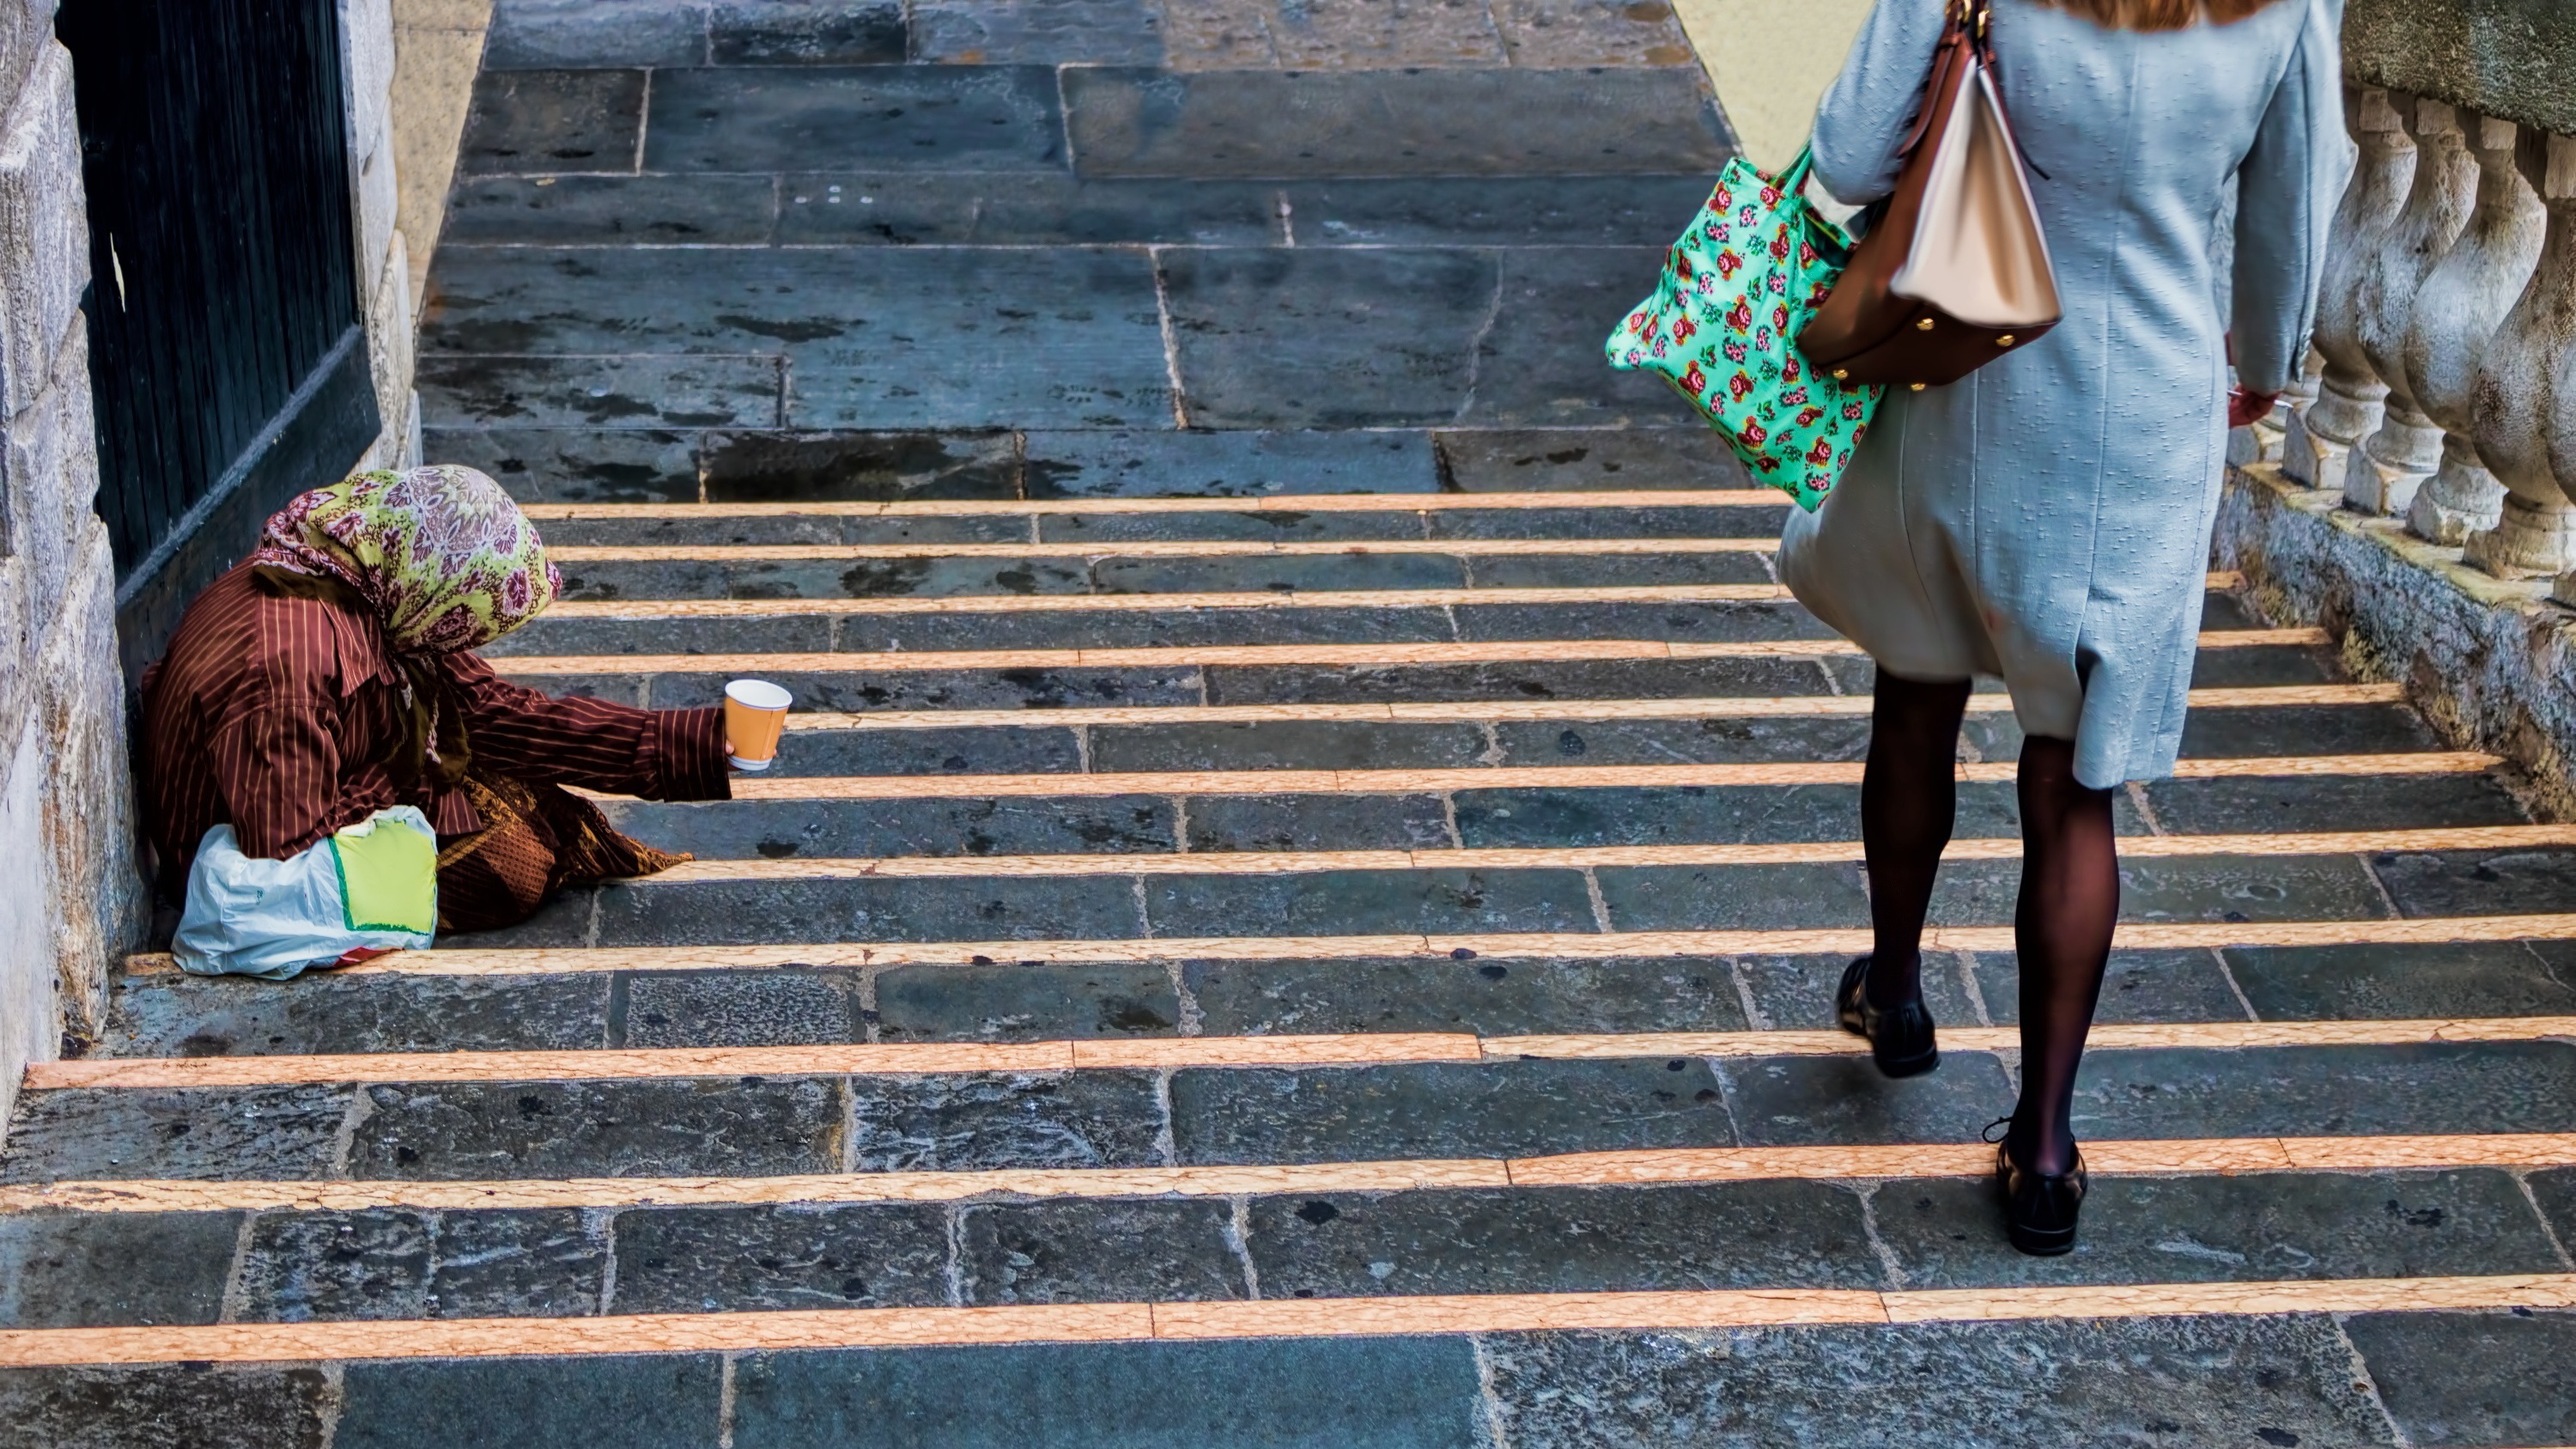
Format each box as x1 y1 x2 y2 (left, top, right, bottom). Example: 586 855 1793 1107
2406 112 2549 548
2287 88 2413 487
2472 131 2576 600
2344 99 2479 515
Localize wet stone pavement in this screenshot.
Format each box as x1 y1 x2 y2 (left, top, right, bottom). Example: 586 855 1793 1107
7 2 2576 1445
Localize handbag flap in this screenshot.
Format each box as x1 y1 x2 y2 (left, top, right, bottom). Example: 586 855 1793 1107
1890 61 2061 329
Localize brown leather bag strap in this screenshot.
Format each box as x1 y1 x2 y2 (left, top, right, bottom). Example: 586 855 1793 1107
1893 1 1981 160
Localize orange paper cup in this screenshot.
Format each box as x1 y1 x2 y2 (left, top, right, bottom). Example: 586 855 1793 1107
723 679 792 770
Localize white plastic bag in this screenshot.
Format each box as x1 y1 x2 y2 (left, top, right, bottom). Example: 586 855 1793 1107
173 807 439 979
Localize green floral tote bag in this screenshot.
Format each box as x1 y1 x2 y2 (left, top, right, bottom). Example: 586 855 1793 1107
1605 148 1881 511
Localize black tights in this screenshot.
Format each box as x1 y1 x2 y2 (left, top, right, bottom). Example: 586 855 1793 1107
1862 672 2119 1177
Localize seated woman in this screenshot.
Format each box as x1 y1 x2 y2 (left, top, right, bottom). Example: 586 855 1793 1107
141 464 727 936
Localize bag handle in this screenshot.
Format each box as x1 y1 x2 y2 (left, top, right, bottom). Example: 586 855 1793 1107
1769 145 1818 197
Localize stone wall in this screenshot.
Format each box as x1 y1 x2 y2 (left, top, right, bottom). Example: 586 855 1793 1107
392 0 496 313
0 3 143 1127
345 0 425 473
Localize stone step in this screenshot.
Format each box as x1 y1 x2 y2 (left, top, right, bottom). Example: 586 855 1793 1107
6 1148 2575 1329
15 1032 2576 1182
100 940 2576 1058
3 1304 2555 1447
431 425 1757 508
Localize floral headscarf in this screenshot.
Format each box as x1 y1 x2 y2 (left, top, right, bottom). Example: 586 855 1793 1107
252 465 560 654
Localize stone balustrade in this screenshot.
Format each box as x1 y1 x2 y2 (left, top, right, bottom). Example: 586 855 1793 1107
2264 3 2576 601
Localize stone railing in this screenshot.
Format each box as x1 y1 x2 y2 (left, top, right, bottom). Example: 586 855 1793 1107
2221 0 2576 813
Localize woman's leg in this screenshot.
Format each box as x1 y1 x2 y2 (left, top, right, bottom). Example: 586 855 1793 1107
1861 671 1973 1007
2009 736 2122 1176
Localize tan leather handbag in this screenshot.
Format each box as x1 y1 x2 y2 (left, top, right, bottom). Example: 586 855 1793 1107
1797 0 2062 391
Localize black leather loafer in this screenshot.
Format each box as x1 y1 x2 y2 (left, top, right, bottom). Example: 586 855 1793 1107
1834 955 1940 1078
1995 1136 2089 1256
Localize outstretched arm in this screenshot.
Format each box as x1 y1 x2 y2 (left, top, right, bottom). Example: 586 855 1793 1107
443 651 732 801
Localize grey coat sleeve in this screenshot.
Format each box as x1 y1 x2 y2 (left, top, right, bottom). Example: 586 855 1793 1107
1808 0 1949 206
2229 0 2348 393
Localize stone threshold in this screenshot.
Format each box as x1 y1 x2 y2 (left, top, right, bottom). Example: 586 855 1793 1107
2218 460 2576 819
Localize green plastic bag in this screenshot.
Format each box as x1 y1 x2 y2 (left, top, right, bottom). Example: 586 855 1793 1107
1606 148 1882 511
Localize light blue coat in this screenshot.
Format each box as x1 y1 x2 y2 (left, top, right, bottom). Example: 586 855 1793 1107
1777 0 2347 785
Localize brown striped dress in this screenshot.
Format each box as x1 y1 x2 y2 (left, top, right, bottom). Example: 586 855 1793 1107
141 563 730 935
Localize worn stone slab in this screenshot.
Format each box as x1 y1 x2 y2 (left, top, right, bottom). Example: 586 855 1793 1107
2177 701 2440 759
1451 784 1869 849
1713 1051 2016 1147
2344 1306 2576 1448
1143 866 1599 938
1088 720 1491 772
0 1365 333 1449
708 1 908 64
1488 716 1870 769
1159 247 1495 429
1490 0 1698 67
623 968 863 1046
2342 0 2576 138
1732 953 1990 1036
1593 862 1872 932
1481 1317 2395 1447
873 959 1180 1042
424 248 1174 430
1062 66 1728 177
1877 1167 2568 1290
1185 954 1748 1037
728 1338 1483 1447
1458 247 1702 429
0 1210 240 1328
483 0 710 68
1202 656 1839 705
1285 175 1714 247
844 1069 1164 1172
1249 1180 1880 1299
1161 0 1507 69
591 874 1149 946
960 1198 1246 1303
104 971 607 1057
2141 773 2532 834
1433 429 1755 491
777 174 1279 246
1926 854 2396 929
535 512 1023 549
764 725 1085 779
345 1077 844 1179
1452 601 1822 643
1091 552 1467 595
417 354 783 429
0 1084 349 1184
609 795 1174 860
1180 792 1455 852
457 69 646 175
2227 941 2576 1021
704 430 1023 503
2070 1042 2576 1141
1426 504 1785 540
608 1202 950 1312
422 427 702 504
1032 508 1424 545
442 174 781 246
337 1355 721 1449
910 0 1169 66
2372 847 2576 921
1024 428 1439 499
1170 1057 1735 1165
643 65 1066 173
834 606 1461 654
1969 948 2254 1027
626 663 1206 712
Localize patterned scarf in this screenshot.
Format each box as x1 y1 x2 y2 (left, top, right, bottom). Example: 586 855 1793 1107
252 465 560 655
251 466 560 789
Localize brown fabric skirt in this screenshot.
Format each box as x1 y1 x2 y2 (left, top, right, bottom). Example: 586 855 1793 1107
434 772 689 935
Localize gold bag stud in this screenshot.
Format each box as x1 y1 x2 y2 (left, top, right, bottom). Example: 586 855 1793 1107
1832 368 1849 381
1916 317 1935 332
1996 334 2016 347
1909 382 1926 392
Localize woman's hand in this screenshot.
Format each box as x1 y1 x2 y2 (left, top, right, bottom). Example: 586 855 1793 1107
2227 387 2280 430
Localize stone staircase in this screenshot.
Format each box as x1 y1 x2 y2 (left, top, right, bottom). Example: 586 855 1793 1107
4 3 2576 1443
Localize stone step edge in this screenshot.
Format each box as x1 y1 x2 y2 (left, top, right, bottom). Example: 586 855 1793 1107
121 915 2576 977
770 685 2403 731
548 584 1801 618
10 1133 2573 1215
492 630 2324 675
664 753 2497 804
516 491 1789 520
640 825 2576 883
547 537 1801 562
39 1016 2576 1090
4 1275 2571 1368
